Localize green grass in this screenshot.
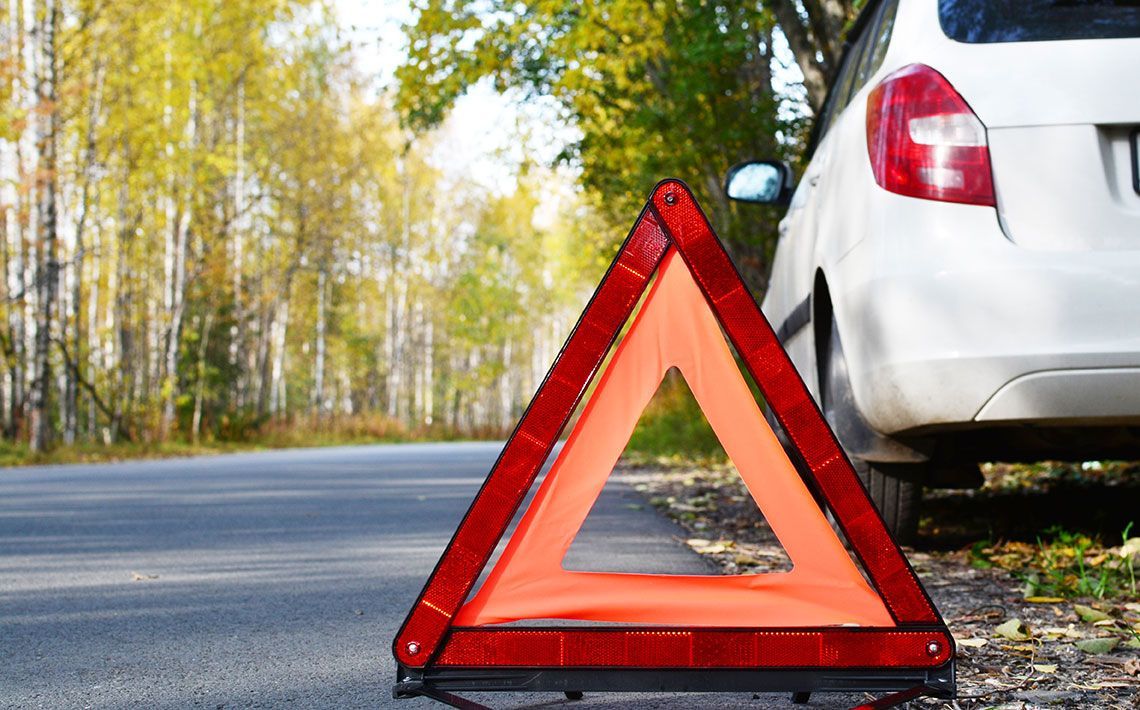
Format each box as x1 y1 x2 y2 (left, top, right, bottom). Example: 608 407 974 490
624 369 729 463
969 522 1139 600
0 414 502 468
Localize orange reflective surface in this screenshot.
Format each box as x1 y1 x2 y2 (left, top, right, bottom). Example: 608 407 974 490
456 250 893 628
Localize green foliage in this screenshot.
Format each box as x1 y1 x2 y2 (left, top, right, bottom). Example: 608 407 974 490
0 0 606 454
969 523 1139 600
624 369 727 462
397 0 799 287
0 413 498 468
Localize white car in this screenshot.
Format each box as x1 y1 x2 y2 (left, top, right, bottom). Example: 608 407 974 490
726 0 1140 541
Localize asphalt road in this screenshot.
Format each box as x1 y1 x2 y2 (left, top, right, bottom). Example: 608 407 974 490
1 443 874 709
0 444 670 708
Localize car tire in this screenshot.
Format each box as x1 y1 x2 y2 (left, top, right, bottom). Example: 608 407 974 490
820 318 923 544
850 459 922 544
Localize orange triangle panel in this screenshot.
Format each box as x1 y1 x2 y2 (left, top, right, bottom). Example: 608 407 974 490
393 181 951 674
458 251 890 628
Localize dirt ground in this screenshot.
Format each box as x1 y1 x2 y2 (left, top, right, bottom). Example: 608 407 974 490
620 461 1140 709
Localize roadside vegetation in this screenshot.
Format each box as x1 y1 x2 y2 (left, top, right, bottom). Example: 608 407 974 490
0 1 608 463
624 370 727 463
0 0 871 464
965 463 1139 601
0 413 507 467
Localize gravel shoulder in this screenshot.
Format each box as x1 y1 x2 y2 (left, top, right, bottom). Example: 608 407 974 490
620 461 1140 709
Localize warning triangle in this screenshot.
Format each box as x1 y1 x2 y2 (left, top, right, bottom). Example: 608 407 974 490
393 181 953 701
456 251 890 628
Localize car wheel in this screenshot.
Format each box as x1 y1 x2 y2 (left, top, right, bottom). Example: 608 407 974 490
820 317 923 544
849 459 922 544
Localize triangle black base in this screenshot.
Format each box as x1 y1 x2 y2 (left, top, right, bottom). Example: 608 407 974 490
394 662 955 709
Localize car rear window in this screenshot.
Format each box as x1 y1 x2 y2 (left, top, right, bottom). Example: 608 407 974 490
939 0 1140 44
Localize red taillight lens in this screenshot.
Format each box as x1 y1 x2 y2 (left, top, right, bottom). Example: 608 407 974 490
866 64 995 207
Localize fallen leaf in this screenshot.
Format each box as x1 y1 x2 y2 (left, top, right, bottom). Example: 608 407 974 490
1092 619 1116 627
1074 604 1111 623
686 539 710 548
1033 664 1057 674
956 637 988 648
1075 637 1120 654
1040 626 1083 639
1072 681 1126 690
1025 596 1065 604
1120 537 1140 559
1124 658 1140 676
995 618 1031 641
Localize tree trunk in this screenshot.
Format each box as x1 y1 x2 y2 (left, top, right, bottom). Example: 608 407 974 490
8 0 34 443
28 0 59 453
311 266 326 417
422 312 433 427
230 80 247 409
499 338 513 432
109 171 133 444
62 61 102 445
191 311 213 443
86 220 101 438
0 0 22 439
770 0 851 112
160 83 197 440
268 295 289 417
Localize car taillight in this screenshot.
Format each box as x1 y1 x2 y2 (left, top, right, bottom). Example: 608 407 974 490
866 64 995 207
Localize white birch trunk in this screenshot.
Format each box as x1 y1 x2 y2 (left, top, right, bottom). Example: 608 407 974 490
230 80 247 408
190 311 213 443
28 0 59 452
312 266 326 417
269 297 290 417
499 338 513 432
422 313 433 426
86 221 101 436
160 81 197 438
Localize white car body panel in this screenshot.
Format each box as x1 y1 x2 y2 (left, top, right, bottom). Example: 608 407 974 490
761 0 1140 441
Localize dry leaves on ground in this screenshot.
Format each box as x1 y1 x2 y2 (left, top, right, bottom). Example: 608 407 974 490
620 461 1140 709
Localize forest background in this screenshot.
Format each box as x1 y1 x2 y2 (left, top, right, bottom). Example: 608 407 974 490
0 0 860 464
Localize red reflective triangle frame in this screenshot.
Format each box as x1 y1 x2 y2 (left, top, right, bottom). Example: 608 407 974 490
394 181 951 673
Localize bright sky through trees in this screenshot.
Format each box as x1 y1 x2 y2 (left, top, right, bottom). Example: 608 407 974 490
335 0 579 198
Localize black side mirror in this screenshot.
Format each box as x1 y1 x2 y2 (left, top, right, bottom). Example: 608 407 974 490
724 160 795 206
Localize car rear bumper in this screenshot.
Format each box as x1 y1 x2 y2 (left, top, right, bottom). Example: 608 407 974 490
833 195 1140 435
975 368 1140 423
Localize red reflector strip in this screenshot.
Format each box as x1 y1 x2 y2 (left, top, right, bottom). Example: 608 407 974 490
393 209 670 667
436 628 954 669
650 182 938 625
